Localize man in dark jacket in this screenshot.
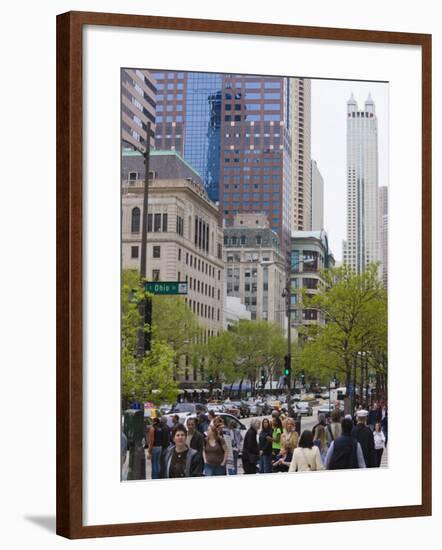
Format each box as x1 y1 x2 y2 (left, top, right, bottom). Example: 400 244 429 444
186 417 204 455
367 403 382 431
351 409 376 467
242 419 260 474
161 424 203 478
325 417 366 469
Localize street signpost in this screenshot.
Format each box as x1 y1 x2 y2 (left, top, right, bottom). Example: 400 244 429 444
144 281 188 295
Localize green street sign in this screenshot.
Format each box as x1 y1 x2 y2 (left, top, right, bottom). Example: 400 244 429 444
144 281 188 295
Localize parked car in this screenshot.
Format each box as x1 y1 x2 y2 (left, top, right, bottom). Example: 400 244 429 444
158 403 173 415
230 400 250 418
300 393 315 401
295 402 313 416
267 399 282 411
207 401 224 414
245 399 263 416
164 402 207 424
223 401 241 418
317 403 335 418
258 400 272 415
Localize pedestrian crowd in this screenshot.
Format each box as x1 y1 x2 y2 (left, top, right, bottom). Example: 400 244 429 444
143 401 388 479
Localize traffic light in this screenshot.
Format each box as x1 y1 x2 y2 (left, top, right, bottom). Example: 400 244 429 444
284 355 291 377
260 370 266 388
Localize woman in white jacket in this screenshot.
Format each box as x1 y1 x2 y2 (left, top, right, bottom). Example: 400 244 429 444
289 430 324 473
373 422 386 467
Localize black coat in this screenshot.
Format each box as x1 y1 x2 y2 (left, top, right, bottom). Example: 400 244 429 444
368 408 382 426
160 446 203 478
189 430 204 455
352 423 376 467
243 427 259 464
258 428 273 456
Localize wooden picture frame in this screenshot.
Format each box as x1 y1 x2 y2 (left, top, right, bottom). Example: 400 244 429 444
56 10 432 539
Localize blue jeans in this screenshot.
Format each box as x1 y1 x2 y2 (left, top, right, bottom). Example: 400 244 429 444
151 446 162 479
204 463 226 476
259 454 272 473
229 450 239 475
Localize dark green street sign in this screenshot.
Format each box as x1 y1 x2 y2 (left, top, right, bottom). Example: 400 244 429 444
144 281 188 295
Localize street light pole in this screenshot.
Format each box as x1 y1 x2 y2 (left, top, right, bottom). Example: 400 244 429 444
139 121 151 281
124 124 152 357
122 123 151 481
282 274 294 418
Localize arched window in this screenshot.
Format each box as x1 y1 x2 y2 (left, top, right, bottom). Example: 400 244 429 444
131 207 141 233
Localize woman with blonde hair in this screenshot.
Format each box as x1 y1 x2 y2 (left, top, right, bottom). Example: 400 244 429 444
313 423 328 462
289 430 324 473
273 417 299 472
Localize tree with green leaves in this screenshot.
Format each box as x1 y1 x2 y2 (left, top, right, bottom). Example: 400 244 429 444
206 330 237 385
121 269 180 406
228 319 287 394
298 263 387 397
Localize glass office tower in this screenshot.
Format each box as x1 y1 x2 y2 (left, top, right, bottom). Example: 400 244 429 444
152 70 222 202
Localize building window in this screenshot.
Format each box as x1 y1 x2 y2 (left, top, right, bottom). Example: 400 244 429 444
162 213 168 232
178 248 182 261
153 246 161 258
152 269 160 281
291 250 300 272
128 171 137 181
303 250 319 271
131 207 141 233
303 309 318 320
303 278 318 289
131 246 139 259
154 213 162 232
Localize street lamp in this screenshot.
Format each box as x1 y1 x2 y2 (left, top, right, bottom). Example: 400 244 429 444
123 122 152 356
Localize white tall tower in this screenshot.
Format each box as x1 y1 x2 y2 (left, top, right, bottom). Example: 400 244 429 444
378 186 388 287
343 93 380 273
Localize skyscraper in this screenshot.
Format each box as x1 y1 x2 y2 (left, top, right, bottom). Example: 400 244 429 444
219 74 292 251
379 186 388 287
311 159 324 230
343 93 380 273
150 71 294 251
151 71 222 201
291 78 312 231
121 69 157 148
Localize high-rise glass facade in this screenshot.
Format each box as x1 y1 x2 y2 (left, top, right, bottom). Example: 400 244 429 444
219 74 292 251
184 73 222 202
151 71 222 202
150 70 293 250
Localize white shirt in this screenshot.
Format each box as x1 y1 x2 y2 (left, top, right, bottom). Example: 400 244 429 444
373 430 386 450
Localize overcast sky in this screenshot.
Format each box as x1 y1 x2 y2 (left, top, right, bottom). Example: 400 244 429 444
310 79 389 261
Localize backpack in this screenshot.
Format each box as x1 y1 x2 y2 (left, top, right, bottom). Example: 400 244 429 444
328 437 358 470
